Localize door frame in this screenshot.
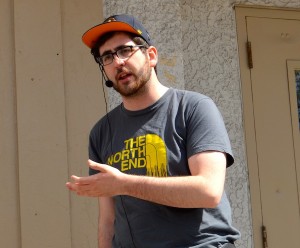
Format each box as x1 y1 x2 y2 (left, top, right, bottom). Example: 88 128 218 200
235 5 300 248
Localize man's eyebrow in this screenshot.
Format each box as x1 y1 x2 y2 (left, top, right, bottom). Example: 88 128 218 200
100 45 130 56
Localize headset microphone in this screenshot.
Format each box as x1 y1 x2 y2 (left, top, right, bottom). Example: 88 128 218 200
98 63 114 88
105 79 113 88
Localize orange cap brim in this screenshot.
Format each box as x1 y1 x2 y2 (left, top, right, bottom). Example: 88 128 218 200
82 22 140 48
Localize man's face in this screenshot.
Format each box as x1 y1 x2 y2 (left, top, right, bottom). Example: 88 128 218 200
99 32 151 97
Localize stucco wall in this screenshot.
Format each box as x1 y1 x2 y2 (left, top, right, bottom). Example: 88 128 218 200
103 1 300 248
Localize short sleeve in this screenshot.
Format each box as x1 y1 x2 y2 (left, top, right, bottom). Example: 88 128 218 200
186 96 234 167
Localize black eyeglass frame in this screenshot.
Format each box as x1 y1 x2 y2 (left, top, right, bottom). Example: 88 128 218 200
96 45 145 66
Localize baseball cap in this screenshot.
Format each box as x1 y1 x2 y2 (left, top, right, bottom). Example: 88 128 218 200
82 14 152 48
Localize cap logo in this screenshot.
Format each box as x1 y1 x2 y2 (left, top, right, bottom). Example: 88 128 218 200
137 29 142 35
105 17 116 23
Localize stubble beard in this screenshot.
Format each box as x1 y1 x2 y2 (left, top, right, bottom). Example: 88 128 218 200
113 59 152 98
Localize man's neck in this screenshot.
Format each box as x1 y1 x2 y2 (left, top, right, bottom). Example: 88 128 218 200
122 80 169 111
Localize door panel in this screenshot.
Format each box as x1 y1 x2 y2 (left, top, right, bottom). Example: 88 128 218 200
236 6 300 248
246 15 300 247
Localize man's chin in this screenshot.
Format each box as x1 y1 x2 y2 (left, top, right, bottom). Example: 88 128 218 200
116 83 146 98
114 85 135 97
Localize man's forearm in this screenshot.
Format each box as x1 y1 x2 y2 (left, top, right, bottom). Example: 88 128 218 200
67 152 226 208
98 229 113 248
98 197 115 248
121 174 223 208
121 152 227 208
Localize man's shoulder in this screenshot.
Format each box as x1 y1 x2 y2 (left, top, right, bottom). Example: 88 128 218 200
168 88 212 105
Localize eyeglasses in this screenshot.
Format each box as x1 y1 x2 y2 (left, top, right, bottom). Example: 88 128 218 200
97 45 145 66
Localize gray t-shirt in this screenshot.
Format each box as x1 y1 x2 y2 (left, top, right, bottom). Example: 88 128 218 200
89 88 240 248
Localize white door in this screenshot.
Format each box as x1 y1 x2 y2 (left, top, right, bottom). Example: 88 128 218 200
236 6 300 248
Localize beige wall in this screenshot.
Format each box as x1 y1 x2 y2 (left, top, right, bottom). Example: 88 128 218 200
0 0 105 247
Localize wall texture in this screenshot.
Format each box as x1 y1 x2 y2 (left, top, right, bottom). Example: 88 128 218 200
103 1 300 248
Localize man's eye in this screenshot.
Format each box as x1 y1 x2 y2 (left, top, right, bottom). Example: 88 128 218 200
102 55 112 63
118 47 132 57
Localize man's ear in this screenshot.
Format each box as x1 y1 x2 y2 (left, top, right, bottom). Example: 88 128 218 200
147 46 158 68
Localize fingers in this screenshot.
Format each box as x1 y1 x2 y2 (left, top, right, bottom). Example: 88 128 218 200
65 182 73 190
66 176 94 192
88 159 108 172
65 181 98 197
65 160 100 189
88 159 97 166
66 160 104 186
69 174 94 185
66 160 112 197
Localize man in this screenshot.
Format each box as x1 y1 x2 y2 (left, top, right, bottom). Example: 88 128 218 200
66 14 240 248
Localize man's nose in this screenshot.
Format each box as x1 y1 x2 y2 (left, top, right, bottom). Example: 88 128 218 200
112 54 125 66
